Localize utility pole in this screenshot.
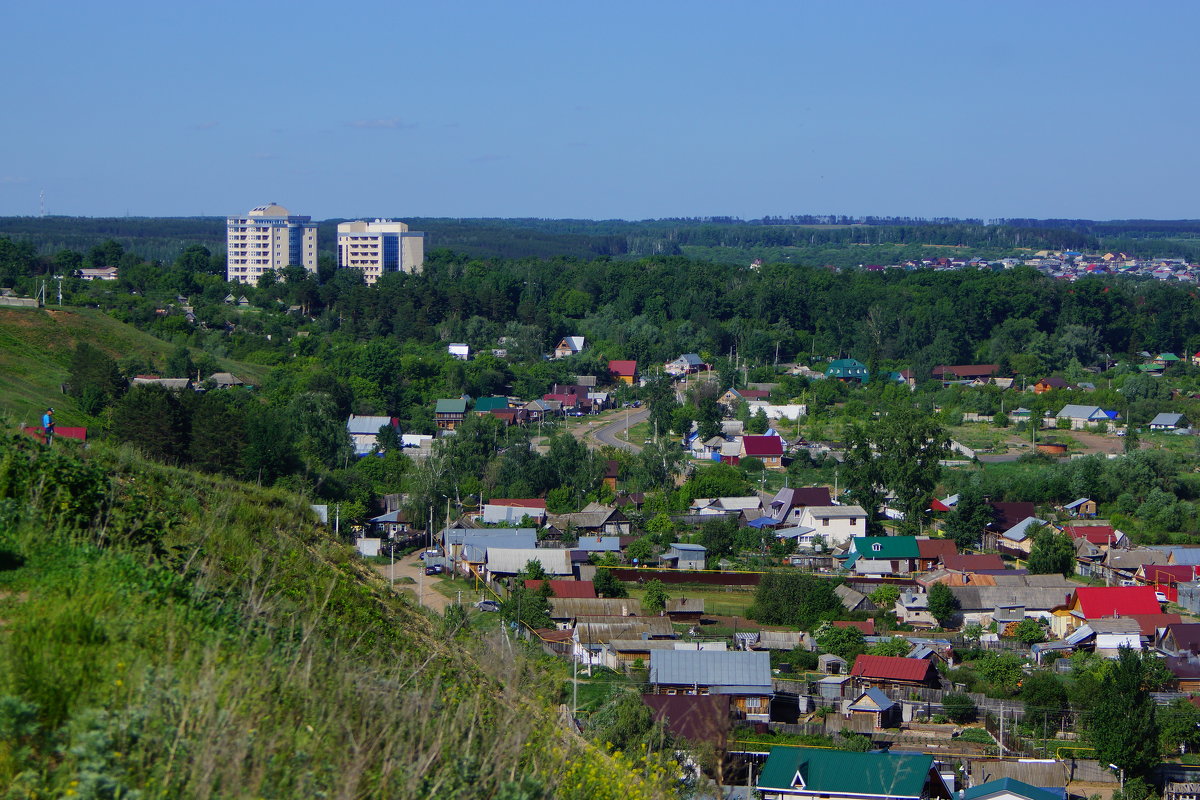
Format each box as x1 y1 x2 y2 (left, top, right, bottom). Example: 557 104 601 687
998 704 1005 757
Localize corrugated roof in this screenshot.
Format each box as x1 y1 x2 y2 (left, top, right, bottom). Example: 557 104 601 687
485 547 573 575
853 536 921 559
943 553 1006 572
964 777 1064 800
435 398 468 413
916 538 958 559
649 650 771 689
742 435 783 457
850 654 935 682
549 598 640 618
1072 586 1161 617
758 747 934 797
642 694 731 748
525 579 596 598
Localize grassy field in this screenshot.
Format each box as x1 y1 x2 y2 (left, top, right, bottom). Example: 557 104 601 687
0 305 270 427
626 583 758 618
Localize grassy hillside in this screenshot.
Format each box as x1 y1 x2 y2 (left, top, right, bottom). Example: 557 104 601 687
0 430 677 799
0 306 270 428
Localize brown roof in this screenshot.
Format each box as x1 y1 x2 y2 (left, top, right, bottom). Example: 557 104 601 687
989 502 1036 530
850 654 936 683
833 619 876 635
642 694 731 748
942 553 1006 572
916 539 958 560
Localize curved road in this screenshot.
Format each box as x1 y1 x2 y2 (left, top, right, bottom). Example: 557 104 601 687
588 408 651 453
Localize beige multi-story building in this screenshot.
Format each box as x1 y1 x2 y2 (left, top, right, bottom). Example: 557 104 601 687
336 219 425 285
226 203 318 285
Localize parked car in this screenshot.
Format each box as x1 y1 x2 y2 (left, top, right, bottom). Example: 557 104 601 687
475 599 500 612
424 564 443 576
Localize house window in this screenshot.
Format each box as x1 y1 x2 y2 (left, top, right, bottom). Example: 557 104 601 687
822 519 829 527
745 697 762 709
850 518 857 527
872 543 882 552
667 689 677 695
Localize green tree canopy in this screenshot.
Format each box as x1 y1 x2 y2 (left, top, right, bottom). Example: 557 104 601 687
1027 526 1075 577
1088 647 1161 779
748 572 843 629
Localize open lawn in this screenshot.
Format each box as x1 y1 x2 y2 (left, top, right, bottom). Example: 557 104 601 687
0 305 271 427
625 582 758 618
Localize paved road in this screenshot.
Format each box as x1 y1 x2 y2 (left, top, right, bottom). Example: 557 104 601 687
589 408 651 453
372 554 450 612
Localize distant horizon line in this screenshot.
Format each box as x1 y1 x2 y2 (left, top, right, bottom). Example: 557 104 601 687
6 213 1200 226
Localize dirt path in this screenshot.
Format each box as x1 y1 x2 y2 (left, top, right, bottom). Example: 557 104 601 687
371 555 450 612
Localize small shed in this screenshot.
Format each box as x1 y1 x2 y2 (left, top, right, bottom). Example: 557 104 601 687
846 688 899 728
818 653 848 675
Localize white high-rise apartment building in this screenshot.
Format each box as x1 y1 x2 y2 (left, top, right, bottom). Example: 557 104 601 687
337 220 425 285
226 203 318 285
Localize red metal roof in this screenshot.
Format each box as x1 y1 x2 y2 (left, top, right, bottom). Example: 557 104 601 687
833 619 876 635
524 579 597 598
1071 586 1162 618
738 389 771 400
929 498 952 512
932 364 999 379
489 499 547 509
1142 565 1197 585
742 435 783 457
1064 525 1120 545
608 360 637 377
850 654 935 682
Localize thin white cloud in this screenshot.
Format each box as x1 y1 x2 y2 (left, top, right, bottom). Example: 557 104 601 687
347 118 417 130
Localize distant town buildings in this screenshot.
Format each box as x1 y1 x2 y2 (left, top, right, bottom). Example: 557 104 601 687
336 219 426 285
226 204 318 285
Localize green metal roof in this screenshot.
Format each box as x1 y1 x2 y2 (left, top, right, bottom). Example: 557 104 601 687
825 358 870 383
757 747 934 797
963 778 1062 800
473 396 510 412
852 536 921 559
435 398 468 413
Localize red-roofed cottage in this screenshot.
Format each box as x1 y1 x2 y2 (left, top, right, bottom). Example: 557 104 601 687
1064 525 1128 550
850 654 939 690
740 435 784 470
1051 585 1163 637
608 360 637 385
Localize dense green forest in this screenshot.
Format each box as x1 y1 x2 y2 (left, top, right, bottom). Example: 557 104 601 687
7 214 1200 265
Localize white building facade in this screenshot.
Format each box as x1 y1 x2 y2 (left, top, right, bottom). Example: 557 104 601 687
226 204 318 285
336 219 425 284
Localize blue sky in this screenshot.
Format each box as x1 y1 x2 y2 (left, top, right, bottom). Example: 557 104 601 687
2 2 1197 220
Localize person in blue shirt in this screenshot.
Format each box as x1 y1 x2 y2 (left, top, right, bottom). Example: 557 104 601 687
42 407 54 445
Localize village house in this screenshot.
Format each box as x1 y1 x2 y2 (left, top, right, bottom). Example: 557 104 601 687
664 353 707 376
740 434 784 469
796 505 868 547
608 359 637 385
847 536 920 576
932 364 1000 384
1049 585 1162 638
757 746 951 800
434 398 468 430
766 487 833 523
479 498 547 525
648 650 773 722
553 336 585 358
346 414 401 456
547 503 630 536
894 590 937 628
1150 412 1190 431
1033 376 1074 393
824 358 869 384
963 778 1066 800
1051 404 1118 430
1062 497 1098 518
662 542 707 570
849 654 940 691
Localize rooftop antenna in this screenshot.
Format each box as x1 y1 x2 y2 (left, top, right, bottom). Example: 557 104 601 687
39 189 45 218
